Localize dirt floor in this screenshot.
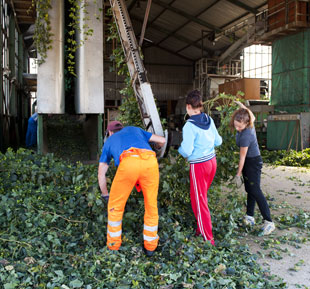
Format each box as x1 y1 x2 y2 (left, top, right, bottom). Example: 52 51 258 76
240 165 310 289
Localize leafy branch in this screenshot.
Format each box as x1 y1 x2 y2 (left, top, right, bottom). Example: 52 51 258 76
0 237 32 248
30 0 53 65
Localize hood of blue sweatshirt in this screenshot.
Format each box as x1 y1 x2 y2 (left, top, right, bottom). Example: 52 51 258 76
187 113 211 130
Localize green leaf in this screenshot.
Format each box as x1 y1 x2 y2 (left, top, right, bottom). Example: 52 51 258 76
4 283 18 289
69 279 83 288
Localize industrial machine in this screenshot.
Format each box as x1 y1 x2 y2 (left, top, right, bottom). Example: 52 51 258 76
109 0 168 157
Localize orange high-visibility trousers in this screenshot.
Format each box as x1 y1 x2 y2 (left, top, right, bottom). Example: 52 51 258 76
107 148 159 251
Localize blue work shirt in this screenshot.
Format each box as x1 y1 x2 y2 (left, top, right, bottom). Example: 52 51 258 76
99 126 153 166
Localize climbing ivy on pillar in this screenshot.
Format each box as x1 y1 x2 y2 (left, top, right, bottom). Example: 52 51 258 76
66 0 95 76
31 0 53 65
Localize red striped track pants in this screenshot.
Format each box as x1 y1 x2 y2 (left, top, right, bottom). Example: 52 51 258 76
190 157 217 245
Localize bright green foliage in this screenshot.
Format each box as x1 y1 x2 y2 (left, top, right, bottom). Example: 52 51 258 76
66 0 97 76
158 149 191 211
31 0 53 65
204 94 240 182
0 148 286 288
262 148 310 167
118 96 143 128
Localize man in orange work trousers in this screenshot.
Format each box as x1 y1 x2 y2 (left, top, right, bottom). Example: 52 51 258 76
98 121 166 256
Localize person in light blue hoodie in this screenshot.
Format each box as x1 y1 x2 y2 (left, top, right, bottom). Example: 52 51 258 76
178 90 222 245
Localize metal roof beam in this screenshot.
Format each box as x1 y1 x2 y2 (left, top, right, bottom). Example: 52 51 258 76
148 0 176 26
132 15 202 51
218 32 248 63
225 0 258 14
175 35 207 54
145 43 194 62
156 0 220 46
128 0 139 12
220 1 267 29
152 0 222 33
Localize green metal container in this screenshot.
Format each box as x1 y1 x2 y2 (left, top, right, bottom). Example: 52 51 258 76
267 120 302 150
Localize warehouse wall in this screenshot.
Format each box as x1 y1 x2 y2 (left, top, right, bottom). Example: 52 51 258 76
104 43 194 101
144 46 193 101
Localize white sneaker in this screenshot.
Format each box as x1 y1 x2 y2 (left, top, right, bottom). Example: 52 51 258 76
261 220 275 235
243 215 255 226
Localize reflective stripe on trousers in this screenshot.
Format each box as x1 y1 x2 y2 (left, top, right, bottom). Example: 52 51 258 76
143 224 159 244
107 148 159 251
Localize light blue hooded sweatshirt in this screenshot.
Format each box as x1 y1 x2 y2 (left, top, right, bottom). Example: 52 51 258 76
178 113 222 163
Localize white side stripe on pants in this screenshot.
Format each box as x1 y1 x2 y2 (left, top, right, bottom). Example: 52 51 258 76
144 224 158 232
191 164 207 241
107 229 122 237
144 234 159 242
108 220 122 227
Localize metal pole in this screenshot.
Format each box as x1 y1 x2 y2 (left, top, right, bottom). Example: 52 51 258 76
201 30 203 59
18 34 24 141
0 2 3 152
98 113 103 158
9 15 16 116
285 0 289 25
139 0 152 47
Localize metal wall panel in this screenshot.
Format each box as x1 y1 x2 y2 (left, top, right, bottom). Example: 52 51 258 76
267 118 303 150
75 0 104 114
143 47 193 100
104 45 193 101
143 46 192 65
37 0 64 114
146 64 193 100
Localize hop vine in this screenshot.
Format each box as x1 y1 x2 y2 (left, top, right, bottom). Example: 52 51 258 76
29 0 53 65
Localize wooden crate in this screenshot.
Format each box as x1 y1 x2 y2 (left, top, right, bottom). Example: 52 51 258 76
218 78 261 100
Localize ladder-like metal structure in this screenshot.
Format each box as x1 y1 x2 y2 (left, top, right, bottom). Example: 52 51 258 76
109 0 167 157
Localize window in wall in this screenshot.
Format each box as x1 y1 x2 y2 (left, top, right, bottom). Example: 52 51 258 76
29 58 38 74
29 58 37 110
243 44 272 99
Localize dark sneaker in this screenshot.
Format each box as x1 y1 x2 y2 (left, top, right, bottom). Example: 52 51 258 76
143 247 155 257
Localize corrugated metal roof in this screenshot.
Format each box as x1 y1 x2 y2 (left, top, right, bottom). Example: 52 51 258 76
172 0 216 17
128 0 268 62
201 2 245 28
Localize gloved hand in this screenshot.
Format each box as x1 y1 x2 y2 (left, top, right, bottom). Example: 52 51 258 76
233 175 243 188
101 194 109 202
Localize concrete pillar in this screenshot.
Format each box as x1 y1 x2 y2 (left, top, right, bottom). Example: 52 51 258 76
75 0 104 114
37 0 65 114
